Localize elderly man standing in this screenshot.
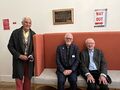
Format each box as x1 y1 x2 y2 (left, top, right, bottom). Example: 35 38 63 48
80 38 109 90
7 17 36 90
56 33 80 90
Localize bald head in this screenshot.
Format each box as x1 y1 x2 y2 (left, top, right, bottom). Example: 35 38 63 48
85 38 95 50
64 33 73 39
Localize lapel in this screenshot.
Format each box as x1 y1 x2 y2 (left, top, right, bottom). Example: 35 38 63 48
18 28 25 53
93 49 99 67
86 49 90 63
69 44 74 59
28 30 32 53
61 44 66 60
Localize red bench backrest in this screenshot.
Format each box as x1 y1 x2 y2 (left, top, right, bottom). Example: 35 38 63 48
33 32 120 76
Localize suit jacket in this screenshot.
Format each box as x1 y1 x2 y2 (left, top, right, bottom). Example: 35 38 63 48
56 43 80 73
7 26 35 79
80 48 108 76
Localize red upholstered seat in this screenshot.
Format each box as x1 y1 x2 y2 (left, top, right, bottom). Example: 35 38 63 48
33 32 120 76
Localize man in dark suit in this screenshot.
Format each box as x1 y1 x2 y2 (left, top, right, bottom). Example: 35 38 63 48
7 17 36 90
80 38 109 90
56 33 80 90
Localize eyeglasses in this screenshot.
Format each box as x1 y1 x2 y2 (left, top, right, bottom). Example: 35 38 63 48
87 42 95 44
65 38 73 40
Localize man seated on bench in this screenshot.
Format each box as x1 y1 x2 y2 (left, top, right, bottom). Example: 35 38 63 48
56 33 80 90
80 38 109 90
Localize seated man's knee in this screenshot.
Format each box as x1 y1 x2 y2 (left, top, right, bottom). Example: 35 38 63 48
68 77 77 84
68 73 77 82
87 83 97 90
58 78 66 84
99 84 109 90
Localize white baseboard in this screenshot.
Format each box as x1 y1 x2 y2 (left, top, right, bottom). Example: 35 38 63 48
0 75 15 82
0 75 35 83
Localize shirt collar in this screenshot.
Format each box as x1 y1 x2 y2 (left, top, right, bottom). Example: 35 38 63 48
88 49 94 52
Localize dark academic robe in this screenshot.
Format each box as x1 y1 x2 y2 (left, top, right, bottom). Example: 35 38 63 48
7 26 35 79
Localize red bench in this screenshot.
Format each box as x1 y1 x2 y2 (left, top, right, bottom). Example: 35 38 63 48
33 32 120 89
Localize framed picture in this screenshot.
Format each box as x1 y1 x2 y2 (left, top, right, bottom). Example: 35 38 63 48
52 8 74 25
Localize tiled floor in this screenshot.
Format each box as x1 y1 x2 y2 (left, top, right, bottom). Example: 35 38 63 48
0 82 82 90
0 82 15 90
0 82 57 90
1 82 119 90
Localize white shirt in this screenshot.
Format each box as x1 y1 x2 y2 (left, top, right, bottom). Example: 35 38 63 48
88 49 97 71
85 49 107 77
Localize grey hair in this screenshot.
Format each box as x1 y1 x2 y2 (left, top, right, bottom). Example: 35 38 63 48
21 16 31 23
85 38 95 44
64 33 73 39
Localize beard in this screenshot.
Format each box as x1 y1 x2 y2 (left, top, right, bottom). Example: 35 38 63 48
66 42 72 46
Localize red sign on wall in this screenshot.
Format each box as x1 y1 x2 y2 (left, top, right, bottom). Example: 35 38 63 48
3 19 10 30
94 9 107 27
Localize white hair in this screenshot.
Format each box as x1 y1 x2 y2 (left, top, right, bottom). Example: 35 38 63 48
85 38 95 44
64 33 73 39
21 16 31 23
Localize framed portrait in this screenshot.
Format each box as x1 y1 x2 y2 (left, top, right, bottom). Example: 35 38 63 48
52 8 74 25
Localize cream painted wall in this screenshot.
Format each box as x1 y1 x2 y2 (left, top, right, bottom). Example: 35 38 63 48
0 0 120 82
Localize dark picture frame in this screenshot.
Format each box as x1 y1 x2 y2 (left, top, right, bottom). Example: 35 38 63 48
52 8 74 25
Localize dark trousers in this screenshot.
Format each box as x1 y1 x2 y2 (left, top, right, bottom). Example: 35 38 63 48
16 63 31 90
85 70 109 90
57 71 77 90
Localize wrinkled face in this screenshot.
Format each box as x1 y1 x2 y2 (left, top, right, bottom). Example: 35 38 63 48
22 18 32 32
86 39 95 50
64 33 73 46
